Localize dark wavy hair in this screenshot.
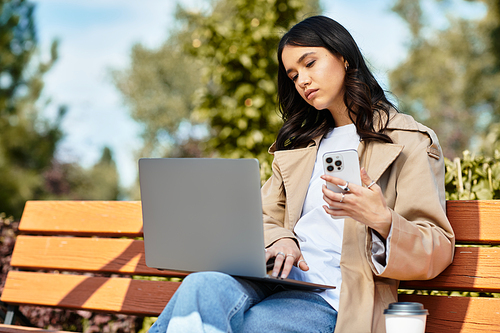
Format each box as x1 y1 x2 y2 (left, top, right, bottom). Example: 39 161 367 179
275 16 396 150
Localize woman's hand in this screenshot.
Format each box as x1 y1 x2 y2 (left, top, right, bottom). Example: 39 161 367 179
265 238 309 278
321 167 392 239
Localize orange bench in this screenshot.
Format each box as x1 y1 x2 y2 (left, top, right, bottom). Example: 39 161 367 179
0 201 186 331
400 200 500 332
1 200 500 332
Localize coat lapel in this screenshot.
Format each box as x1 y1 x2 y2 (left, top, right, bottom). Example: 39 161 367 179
359 140 404 183
273 136 404 233
273 141 318 230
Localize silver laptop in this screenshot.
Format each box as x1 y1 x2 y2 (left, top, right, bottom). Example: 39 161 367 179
139 158 335 291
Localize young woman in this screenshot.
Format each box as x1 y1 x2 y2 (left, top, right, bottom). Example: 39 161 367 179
149 16 455 333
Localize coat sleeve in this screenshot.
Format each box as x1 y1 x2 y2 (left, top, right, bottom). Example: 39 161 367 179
368 133 455 280
261 156 298 248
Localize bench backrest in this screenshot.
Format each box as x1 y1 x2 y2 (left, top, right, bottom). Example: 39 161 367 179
1 201 186 317
400 200 500 332
1 200 500 332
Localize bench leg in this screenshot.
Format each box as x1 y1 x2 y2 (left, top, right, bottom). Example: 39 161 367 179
4 305 16 325
3 304 35 327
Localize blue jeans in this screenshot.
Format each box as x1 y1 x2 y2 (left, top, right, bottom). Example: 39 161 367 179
149 271 337 333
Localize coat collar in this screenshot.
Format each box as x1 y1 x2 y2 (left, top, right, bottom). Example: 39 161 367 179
269 111 441 227
272 134 403 229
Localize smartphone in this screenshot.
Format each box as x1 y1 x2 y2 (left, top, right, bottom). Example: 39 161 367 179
323 149 361 195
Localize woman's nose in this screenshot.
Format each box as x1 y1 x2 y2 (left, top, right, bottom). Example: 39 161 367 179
298 74 311 88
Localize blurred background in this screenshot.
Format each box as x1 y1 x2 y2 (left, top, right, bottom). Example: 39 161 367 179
1 0 499 330
2 0 498 222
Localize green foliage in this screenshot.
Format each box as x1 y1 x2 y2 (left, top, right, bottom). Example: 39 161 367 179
44 147 122 201
445 150 500 200
178 0 321 177
389 0 500 158
0 0 64 218
489 0 500 66
0 1 123 218
115 0 321 180
480 122 500 156
113 33 205 158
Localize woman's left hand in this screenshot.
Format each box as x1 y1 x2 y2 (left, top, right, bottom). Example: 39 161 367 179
321 167 392 239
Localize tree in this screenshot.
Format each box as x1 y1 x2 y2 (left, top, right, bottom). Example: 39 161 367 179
0 0 122 218
389 0 500 158
178 0 321 177
113 27 205 158
114 0 321 179
44 147 121 201
0 0 63 218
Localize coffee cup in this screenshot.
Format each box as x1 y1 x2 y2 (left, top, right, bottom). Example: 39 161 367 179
384 302 428 333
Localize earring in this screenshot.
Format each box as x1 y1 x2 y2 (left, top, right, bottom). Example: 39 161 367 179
345 63 349 71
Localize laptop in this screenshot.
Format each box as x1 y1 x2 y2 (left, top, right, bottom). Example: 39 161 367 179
139 158 335 291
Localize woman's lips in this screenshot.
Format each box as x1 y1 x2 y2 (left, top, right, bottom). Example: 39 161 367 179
305 89 318 100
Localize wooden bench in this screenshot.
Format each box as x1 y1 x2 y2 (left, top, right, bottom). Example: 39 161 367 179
0 201 187 331
1 200 500 332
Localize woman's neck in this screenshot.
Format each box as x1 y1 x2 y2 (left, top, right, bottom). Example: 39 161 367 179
329 106 354 127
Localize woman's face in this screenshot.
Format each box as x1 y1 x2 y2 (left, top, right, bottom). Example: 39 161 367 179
281 45 347 115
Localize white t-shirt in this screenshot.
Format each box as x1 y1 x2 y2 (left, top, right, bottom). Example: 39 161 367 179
287 123 360 311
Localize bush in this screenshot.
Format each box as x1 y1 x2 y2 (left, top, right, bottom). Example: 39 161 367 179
445 150 500 200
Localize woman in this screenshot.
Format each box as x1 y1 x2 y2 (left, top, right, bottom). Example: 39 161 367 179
149 15 455 333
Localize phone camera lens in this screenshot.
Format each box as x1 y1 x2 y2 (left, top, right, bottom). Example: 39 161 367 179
335 160 342 167
326 157 333 163
327 165 334 172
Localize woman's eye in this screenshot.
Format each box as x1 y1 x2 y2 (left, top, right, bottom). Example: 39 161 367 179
306 60 315 68
291 74 298 82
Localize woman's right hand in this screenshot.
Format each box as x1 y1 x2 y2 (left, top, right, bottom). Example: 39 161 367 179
265 238 309 278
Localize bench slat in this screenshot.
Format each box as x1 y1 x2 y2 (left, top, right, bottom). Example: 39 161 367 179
1 271 179 316
400 294 500 332
18 200 500 242
19 201 143 237
12 235 500 291
447 200 500 244
400 247 500 292
10 235 188 277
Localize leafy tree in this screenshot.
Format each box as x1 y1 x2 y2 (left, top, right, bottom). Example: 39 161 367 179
490 0 500 65
389 0 500 158
178 0 321 177
0 0 123 218
44 147 121 201
86 147 121 200
115 0 321 179
0 0 63 218
113 27 205 158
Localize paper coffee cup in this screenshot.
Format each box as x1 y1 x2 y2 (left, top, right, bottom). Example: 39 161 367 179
384 302 429 333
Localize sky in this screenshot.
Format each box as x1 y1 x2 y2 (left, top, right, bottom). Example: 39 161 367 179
33 0 484 189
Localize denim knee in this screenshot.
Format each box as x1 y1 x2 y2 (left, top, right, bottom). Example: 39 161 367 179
180 271 237 295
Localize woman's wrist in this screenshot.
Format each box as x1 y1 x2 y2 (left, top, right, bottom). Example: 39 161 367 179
372 208 392 240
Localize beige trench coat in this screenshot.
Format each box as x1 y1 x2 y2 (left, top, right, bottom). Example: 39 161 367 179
261 112 455 333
